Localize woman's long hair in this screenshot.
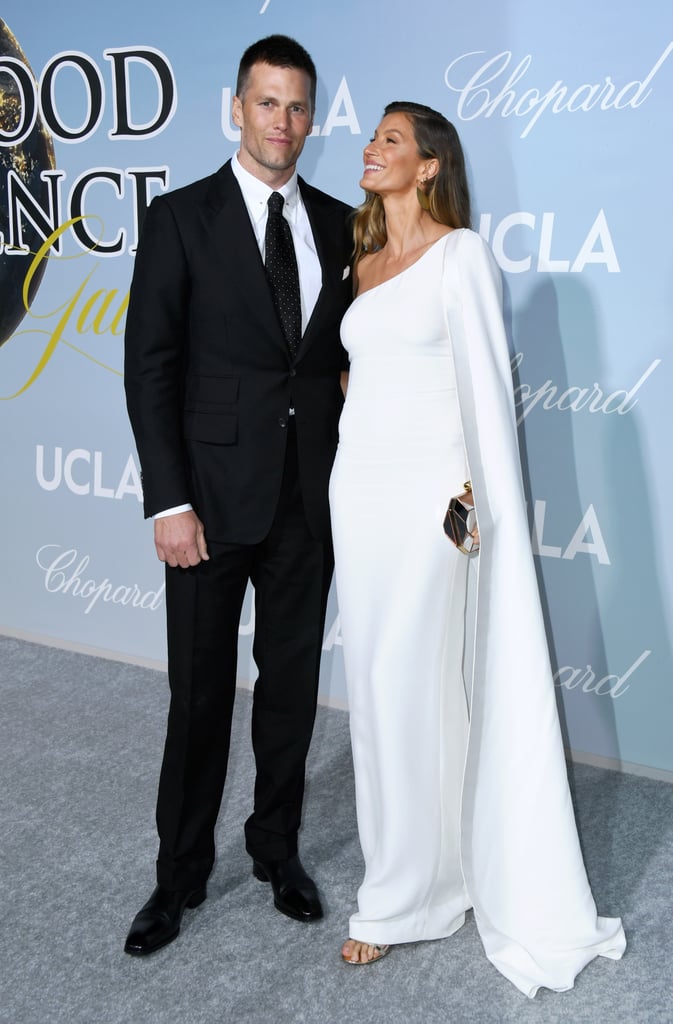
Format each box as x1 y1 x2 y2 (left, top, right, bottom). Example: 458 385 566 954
352 101 472 262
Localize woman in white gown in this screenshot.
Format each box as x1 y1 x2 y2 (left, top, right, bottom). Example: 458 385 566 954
328 101 626 996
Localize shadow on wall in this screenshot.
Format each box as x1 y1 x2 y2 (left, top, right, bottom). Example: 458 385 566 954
511 275 611 755
510 272 672 773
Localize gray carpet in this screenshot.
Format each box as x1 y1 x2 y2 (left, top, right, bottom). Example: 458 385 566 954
1 635 671 1024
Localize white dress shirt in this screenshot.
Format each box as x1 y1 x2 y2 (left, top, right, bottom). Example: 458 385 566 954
231 151 322 331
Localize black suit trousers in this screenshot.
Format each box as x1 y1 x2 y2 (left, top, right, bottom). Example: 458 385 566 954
156 423 333 890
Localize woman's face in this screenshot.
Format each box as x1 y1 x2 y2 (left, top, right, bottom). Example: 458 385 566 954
360 112 427 197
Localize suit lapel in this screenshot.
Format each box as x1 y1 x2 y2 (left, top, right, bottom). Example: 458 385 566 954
206 163 288 356
203 165 346 362
297 178 346 360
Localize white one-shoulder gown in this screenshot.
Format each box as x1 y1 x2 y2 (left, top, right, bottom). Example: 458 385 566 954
329 230 625 997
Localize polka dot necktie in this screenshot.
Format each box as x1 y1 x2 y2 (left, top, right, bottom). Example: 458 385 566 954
264 191 302 358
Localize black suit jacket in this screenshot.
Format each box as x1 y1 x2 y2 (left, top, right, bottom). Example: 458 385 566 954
124 161 353 544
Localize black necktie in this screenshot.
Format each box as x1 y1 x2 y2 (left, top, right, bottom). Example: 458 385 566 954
264 191 301 358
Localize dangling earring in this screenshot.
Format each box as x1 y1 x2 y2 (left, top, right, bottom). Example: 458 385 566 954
416 178 431 211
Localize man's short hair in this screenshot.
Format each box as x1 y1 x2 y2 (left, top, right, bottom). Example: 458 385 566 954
236 34 317 112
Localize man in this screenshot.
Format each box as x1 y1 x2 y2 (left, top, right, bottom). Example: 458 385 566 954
123 35 352 956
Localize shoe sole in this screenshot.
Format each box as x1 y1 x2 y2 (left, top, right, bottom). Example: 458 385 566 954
124 929 180 957
272 897 323 922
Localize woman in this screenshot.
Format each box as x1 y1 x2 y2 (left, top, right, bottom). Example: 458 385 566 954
328 102 626 996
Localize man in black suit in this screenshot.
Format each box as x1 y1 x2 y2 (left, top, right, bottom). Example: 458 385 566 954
123 35 352 955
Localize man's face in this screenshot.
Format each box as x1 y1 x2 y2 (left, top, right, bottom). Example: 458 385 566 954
232 61 314 187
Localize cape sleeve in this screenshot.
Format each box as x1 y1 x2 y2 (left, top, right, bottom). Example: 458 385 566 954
445 230 525 519
444 230 626 996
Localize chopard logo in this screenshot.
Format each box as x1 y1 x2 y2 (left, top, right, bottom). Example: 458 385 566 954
36 544 164 614
444 44 673 138
554 650 651 699
512 352 661 425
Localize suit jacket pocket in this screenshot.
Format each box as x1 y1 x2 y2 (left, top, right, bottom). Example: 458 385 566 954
183 375 239 443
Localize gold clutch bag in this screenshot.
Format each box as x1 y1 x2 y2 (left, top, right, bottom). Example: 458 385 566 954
443 482 479 555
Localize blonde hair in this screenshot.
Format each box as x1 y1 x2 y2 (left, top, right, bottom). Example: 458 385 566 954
353 101 472 262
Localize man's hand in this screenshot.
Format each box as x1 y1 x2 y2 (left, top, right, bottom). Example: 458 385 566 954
154 510 209 568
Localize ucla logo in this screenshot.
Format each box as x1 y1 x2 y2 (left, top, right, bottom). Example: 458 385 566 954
531 500 610 565
36 445 142 500
480 210 619 274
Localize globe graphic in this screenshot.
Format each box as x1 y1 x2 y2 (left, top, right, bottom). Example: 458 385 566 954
0 19 56 347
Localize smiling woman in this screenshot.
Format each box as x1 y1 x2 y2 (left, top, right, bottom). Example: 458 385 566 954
329 99 626 990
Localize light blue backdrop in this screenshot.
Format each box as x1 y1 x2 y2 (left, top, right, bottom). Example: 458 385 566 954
1 1 672 775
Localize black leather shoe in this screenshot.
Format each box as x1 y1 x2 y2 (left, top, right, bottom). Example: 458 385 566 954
123 884 207 956
252 854 323 921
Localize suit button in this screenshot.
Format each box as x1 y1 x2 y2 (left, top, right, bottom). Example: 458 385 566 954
289 368 297 377
278 417 288 428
